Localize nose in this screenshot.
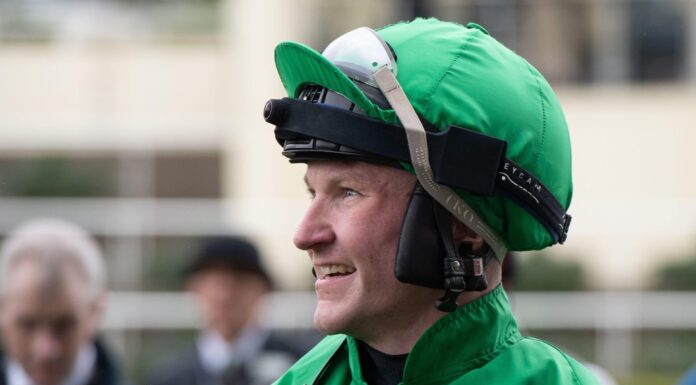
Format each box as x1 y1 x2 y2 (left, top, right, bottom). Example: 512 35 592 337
293 198 335 251
31 328 62 361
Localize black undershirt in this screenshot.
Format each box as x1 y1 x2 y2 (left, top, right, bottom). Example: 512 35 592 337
357 340 408 385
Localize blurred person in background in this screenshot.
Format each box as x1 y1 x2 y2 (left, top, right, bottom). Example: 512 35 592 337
263 18 600 384
0 218 127 385
148 236 306 385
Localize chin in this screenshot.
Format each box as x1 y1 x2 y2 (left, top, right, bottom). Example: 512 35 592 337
28 364 69 385
313 302 352 335
31 373 64 385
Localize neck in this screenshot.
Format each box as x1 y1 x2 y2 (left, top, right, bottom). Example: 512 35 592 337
361 264 502 355
361 301 445 354
455 261 501 307
211 326 244 342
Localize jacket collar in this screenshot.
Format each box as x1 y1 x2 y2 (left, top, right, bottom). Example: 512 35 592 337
346 285 521 385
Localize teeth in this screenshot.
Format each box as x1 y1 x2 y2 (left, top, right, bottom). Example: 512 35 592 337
316 264 356 277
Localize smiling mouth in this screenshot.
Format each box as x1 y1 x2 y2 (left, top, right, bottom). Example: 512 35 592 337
315 264 356 279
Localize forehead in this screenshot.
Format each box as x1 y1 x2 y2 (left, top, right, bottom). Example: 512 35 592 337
304 161 415 189
2 259 88 315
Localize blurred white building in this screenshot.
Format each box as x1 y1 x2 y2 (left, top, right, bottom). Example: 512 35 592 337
2 0 696 381
1 0 694 290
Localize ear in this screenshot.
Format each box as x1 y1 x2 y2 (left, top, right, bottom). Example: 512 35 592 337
452 219 486 253
87 292 109 334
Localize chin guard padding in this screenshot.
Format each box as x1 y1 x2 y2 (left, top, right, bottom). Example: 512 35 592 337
395 183 491 312
433 199 466 311
395 183 445 289
461 242 489 291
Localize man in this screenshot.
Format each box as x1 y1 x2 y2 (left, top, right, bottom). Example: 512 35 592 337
0 218 126 385
263 18 601 384
148 237 307 385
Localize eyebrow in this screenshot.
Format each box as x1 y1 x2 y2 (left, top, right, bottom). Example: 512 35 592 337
304 168 368 189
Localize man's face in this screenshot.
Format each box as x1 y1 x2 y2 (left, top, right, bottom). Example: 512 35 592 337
295 161 436 340
0 259 100 385
188 268 268 340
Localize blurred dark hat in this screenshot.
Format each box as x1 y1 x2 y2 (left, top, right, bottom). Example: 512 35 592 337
186 236 272 287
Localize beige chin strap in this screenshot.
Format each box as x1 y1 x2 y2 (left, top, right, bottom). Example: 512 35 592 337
373 66 507 261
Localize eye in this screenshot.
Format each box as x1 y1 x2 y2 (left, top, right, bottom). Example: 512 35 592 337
306 188 316 200
52 317 77 336
343 188 360 198
17 318 38 333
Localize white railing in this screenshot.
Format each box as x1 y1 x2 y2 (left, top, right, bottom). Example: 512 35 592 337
102 290 696 331
3 198 695 373
0 198 233 236
102 290 696 373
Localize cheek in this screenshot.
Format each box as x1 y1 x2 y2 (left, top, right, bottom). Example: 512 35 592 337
74 320 92 343
2 329 29 356
371 204 407 249
347 205 406 272
0 320 30 353
349 196 406 235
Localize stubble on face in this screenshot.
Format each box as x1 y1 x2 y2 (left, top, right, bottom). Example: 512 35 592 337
296 161 443 349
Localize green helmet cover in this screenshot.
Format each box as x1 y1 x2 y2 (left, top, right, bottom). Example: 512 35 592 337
274 18 572 251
